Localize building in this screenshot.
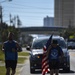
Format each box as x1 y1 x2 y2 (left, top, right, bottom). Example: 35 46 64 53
43 16 54 27
54 0 75 28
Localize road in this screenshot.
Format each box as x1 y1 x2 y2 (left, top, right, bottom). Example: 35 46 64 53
20 49 75 75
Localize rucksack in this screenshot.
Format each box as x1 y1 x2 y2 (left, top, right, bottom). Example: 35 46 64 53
48 45 63 60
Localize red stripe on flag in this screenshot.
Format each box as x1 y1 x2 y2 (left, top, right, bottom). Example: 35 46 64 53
42 46 49 75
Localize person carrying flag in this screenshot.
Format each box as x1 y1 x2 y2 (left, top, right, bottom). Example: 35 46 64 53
42 35 53 75
46 39 63 75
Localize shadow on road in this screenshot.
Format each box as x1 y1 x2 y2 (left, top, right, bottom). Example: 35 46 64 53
59 70 75 74
31 70 75 74
30 70 42 74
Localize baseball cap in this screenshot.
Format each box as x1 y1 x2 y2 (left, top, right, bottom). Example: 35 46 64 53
52 40 58 44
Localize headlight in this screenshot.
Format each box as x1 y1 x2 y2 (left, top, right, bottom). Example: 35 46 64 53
31 54 40 59
31 54 36 59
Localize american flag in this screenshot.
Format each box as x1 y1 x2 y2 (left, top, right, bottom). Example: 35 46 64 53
42 35 53 75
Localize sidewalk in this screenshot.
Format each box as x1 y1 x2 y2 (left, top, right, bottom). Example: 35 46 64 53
0 61 5 66
16 56 29 75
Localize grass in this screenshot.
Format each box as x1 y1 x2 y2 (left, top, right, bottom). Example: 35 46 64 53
18 52 29 63
0 45 6 75
18 57 27 63
18 52 29 56
0 66 6 75
0 50 5 62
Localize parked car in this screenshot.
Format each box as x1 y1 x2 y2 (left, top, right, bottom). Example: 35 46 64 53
67 38 75 49
67 41 75 49
27 36 70 73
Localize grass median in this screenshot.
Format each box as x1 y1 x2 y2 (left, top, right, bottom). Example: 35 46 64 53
18 52 29 63
0 50 29 75
0 66 6 75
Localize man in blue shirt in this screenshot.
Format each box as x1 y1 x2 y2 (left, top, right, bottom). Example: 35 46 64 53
2 32 22 75
47 39 63 75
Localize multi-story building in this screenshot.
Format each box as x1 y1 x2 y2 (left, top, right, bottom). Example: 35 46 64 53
54 0 75 28
43 16 54 27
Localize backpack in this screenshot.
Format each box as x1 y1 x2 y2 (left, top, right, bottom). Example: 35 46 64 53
47 45 63 60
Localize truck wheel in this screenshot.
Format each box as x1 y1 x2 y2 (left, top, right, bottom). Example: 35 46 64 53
63 67 70 73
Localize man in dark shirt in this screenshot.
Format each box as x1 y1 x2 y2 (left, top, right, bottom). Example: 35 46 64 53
47 40 63 75
2 32 22 75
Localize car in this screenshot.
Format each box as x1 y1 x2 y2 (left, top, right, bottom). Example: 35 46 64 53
68 41 75 49
67 39 75 49
27 35 70 73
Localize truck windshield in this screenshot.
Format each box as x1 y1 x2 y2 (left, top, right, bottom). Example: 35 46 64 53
32 39 67 49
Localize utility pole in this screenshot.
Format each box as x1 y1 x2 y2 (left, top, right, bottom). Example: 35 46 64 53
0 0 12 26
0 5 2 25
0 0 12 42
17 15 22 28
13 16 16 27
9 13 12 26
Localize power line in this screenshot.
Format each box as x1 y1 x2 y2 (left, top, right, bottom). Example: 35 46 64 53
3 3 53 10
3 14 53 17
3 10 53 14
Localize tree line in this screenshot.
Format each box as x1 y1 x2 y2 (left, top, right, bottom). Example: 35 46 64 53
0 23 19 42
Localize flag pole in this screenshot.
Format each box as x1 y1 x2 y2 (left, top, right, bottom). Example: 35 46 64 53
42 34 53 75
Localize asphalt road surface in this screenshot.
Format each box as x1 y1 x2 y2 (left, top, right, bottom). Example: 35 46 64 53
20 49 75 75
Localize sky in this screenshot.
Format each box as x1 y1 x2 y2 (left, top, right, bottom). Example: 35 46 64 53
1 0 54 27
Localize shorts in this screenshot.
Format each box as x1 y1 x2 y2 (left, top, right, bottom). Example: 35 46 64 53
5 60 17 70
49 60 59 70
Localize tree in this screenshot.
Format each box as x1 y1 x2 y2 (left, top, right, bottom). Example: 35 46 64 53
63 28 75 39
0 22 19 42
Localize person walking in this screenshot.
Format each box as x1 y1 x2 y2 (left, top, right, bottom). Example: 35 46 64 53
2 32 22 75
46 39 63 75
